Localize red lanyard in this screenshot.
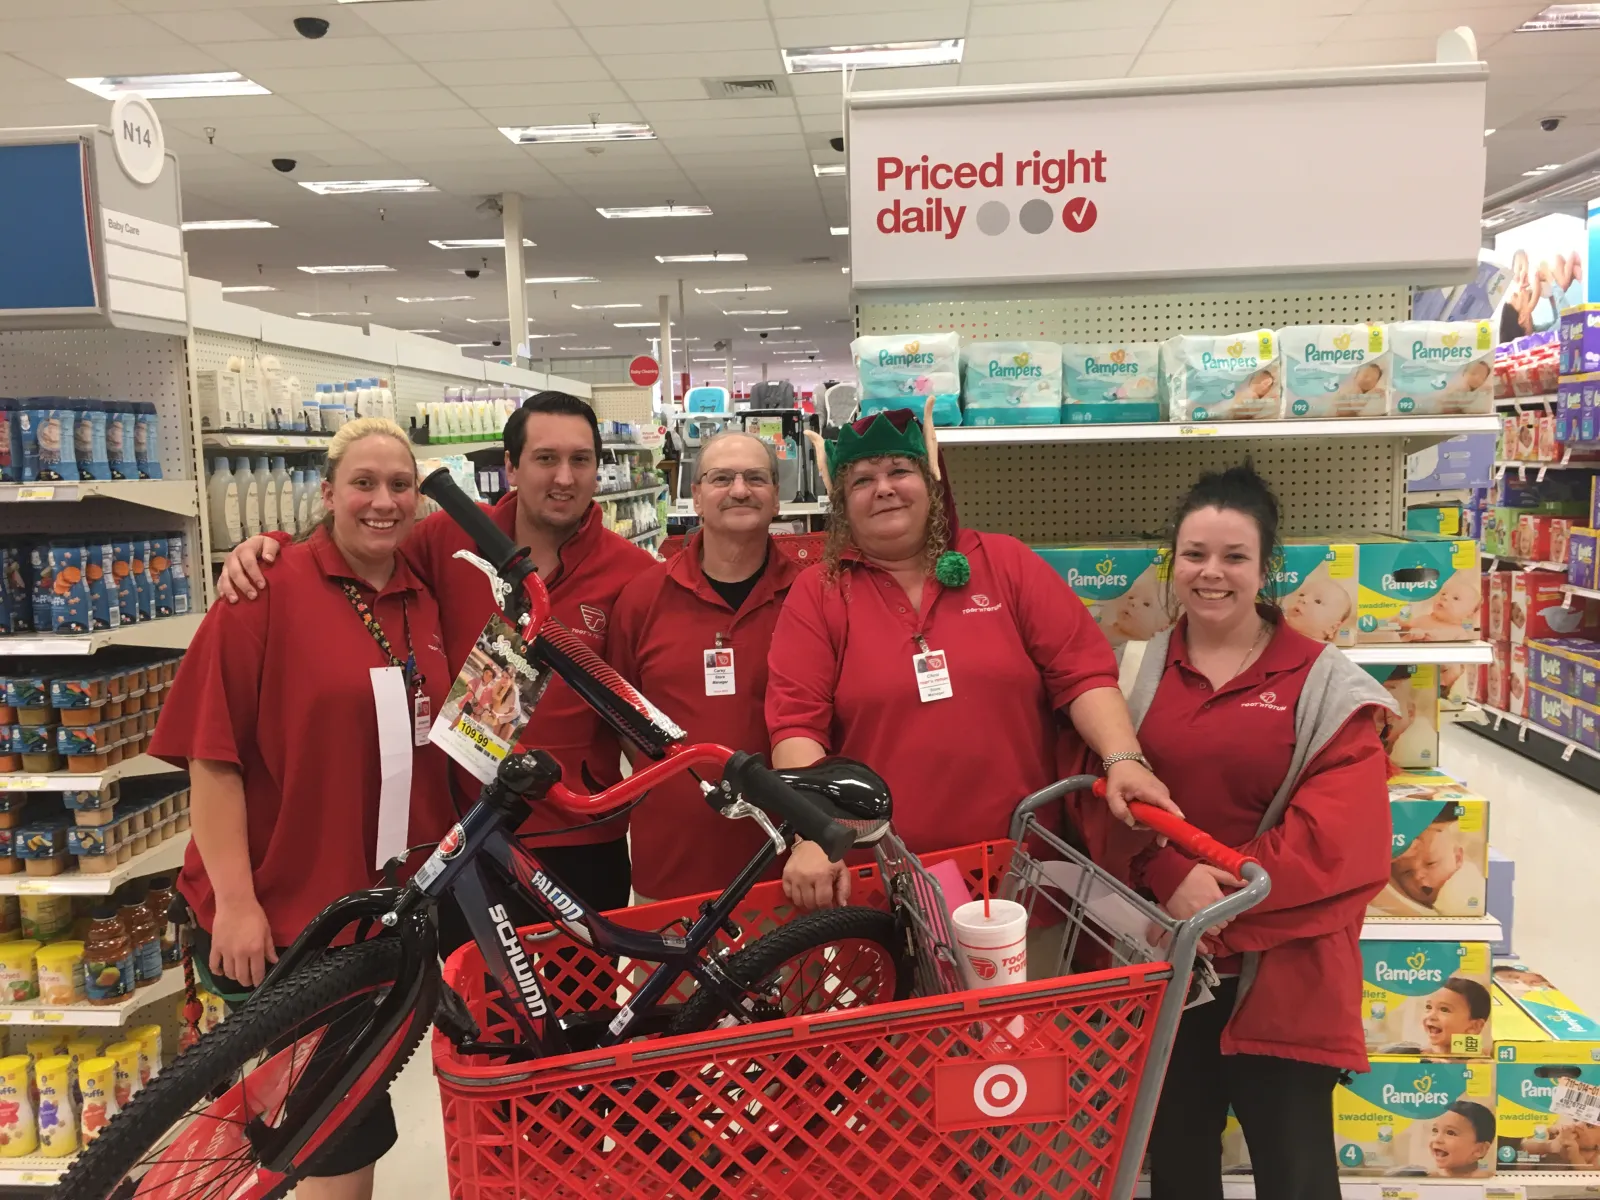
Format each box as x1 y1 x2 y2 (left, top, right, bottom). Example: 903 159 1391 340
339 582 421 693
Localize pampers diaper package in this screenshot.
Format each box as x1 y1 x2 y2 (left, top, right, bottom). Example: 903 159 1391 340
1351 534 1481 643
852 333 962 427
1361 663 1441 770
1279 324 1391 418
1335 1057 1497 1177
1492 981 1600 1170
1160 330 1282 422
1275 539 1358 647
960 341 1063 427
1495 962 1600 1042
1061 342 1162 424
1390 321 1496 416
1363 940 1493 1057
1372 778 1488 918
1033 545 1173 648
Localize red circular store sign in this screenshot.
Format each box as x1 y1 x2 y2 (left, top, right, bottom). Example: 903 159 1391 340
628 356 660 387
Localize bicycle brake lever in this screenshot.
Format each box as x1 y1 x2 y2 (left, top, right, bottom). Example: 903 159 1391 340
451 548 529 633
710 789 786 856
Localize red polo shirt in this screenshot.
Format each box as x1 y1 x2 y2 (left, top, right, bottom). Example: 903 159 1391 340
611 534 801 900
765 528 1120 854
1131 616 1391 1071
403 494 656 844
152 528 454 946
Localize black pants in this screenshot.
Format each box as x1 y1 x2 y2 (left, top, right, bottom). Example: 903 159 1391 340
1147 977 1342 1200
438 836 631 956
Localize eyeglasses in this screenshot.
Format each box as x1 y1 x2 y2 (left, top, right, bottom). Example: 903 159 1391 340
698 469 775 489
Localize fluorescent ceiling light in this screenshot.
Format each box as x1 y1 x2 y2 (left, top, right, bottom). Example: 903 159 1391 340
1521 163 1565 176
1516 4 1600 30
221 285 275 293
723 309 788 316
596 205 712 219
744 325 801 332
842 267 850 274
783 39 963 74
527 275 599 284
571 303 642 310
695 286 770 295
655 253 747 263
296 310 371 318
762 339 812 345
813 164 846 178
405 329 442 334
560 346 613 352
429 238 534 250
1485 128 1497 136
830 226 849 236
526 332 576 339
455 342 496 348
69 71 268 99
297 264 394 274
615 321 669 328
299 179 436 196
396 295 474 303
500 122 654 144
183 219 276 231
465 316 510 324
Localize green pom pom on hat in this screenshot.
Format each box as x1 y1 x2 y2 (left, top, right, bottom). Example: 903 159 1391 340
934 551 970 588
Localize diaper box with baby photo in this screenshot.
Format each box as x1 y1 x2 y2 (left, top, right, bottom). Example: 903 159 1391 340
960 341 1063 427
1389 320 1496 416
1567 528 1598 589
1160 330 1282 422
1495 962 1600 1042
1275 540 1358 647
1370 784 1488 918
1525 638 1600 704
1351 535 1480 642
1492 983 1600 1171
1033 545 1173 648
1334 1057 1496 1178
1559 303 1600 376
1279 324 1391 418
1510 569 1600 644
1362 664 1440 769
852 332 963 426
1060 342 1162 424
1362 940 1493 1057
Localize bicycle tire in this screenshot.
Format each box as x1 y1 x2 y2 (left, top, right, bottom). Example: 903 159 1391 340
664 906 911 1037
59 939 418 1200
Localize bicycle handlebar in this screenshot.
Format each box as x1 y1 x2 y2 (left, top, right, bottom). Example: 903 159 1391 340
419 467 537 602
1091 778 1257 880
722 751 856 863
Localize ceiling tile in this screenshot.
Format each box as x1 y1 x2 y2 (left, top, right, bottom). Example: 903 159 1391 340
472 103 645 126
247 63 441 92
296 87 469 115
328 109 493 134
336 0 569 35
149 93 308 118
636 98 793 123
774 13 969 44
654 116 801 138
453 80 630 108
767 0 963 14
666 132 808 154
598 50 783 81
1130 45 1311 74
1302 36 1442 65
421 57 611 87
198 36 412 72
561 0 768 23
10 45 229 77
145 9 282 41
388 28 590 61
1487 28 1600 59
958 53 1135 85
581 21 776 56
965 28 1148 59
618 79 710 102
198 131 374 154
1162 0 1357 18
0 15 182 52
357 126 509 150
968 1 1166 34
165 112 336 137
795 94 844 117
1143 16 1345 52
0 53 52 82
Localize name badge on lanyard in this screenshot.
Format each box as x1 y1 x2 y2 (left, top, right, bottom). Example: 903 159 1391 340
911 635 952 703
704 636 736 696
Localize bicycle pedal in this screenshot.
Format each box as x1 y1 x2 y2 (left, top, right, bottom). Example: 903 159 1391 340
435 984 481 1045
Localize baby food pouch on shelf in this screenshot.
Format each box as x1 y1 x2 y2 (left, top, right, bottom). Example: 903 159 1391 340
1161 331 1282 422
1390 320 1495 416
1279 324 1391 418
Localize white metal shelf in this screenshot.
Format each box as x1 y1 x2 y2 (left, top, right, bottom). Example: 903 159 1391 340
0 1155 73 1187
1495 393 1556 410
0 612 202 657
0 481 198 517
1360 915 1500 941
626 528 664 545
1342 642 1494 666
602 443 659 453
1469 701 1600 766
422 439 503 455
1486 554 1566 573
1563 583 1600 602
1136 1172 1600 1198
0 753 180 793
0 964 183 1027
1495 457 1600 479
596 484 666 504
937 415 1501 447
0 832 188 895
202 431 333 452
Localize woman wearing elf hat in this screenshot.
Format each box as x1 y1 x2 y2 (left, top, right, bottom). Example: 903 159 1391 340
766 401 1177 910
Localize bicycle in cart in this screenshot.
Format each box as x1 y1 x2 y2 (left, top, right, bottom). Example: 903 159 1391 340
61 468 1271 1200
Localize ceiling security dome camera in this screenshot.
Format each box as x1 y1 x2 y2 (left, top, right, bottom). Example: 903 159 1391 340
464 268 481 279
271 158 297 173
293 17 330 39
1540 116 1563 132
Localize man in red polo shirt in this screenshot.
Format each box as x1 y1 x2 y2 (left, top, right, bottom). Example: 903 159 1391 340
611 431 799 903
215 393 655 916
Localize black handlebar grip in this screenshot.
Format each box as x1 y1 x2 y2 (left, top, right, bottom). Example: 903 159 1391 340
725 751 855 863
419 467 522 575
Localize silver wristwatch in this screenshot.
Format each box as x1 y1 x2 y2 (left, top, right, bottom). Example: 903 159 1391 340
1102 751 1152 771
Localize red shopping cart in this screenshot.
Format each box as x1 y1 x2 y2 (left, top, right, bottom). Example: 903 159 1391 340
432 777 1269 1200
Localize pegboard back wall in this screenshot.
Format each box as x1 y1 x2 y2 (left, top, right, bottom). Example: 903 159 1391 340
0 329 195 480
855 286 1410 343
589 384 653 424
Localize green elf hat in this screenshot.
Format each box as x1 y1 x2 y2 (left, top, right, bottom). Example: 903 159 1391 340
804 397 970 588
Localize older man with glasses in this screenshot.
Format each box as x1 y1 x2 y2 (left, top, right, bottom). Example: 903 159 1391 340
610 430 802 904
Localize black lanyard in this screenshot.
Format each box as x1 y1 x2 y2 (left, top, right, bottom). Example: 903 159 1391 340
339 582 422 694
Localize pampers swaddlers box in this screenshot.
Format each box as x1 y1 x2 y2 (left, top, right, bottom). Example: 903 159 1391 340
1335 1057 1497 1177
1033 545 1173 648
852 332 962 426
1363 940 1493 1057
1370 787 1489 918
1161 330 1283 422
1061 342 1162 423
1275 540 1358 647
1390 321 1495 416
1280 324 1392 418
960 341 1062 426
1492 982 1600 1171
1352 535 1481 643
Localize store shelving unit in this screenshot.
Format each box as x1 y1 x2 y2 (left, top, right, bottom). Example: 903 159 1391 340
1341 642 1494 666
1495 393 1556 410
0 832 189 896
596 483 667 505
0 965 183 1027
1464 702 1600 790
1486 554 1566 573
1563 583 1600 602
0 753 175 793
1139 1172 1600 1199
0 613 203 656
940 414 1499 447
0 480 199 516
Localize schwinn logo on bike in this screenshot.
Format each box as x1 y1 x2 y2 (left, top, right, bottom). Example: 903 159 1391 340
580 604 607 633
532 871 585 923
489 903 548 1018
437 824 465 859
1240 690 1287 712
962 592 1003 615
933 1055 1071 1131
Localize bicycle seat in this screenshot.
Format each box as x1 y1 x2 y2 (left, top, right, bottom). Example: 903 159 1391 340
774 757 893 846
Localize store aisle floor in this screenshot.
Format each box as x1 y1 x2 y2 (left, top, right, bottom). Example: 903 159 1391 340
372 1048 450 1199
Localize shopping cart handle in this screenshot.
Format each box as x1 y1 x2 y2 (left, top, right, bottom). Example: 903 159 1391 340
1091 778 1258 880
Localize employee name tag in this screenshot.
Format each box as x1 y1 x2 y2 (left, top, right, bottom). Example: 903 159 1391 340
703 647 736 696
912 649 952 703
412 692 431 747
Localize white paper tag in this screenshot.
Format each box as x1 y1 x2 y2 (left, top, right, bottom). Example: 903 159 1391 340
703 647 736 696
370 666 413 871
912 649 952 703
1552 1076 1600 1124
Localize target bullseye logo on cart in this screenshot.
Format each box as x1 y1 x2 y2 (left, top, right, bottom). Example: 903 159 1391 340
973 1065 1028 1117
934 1055 1071 1131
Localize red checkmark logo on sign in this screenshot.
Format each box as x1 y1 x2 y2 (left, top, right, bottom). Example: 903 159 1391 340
1062 197 1098 233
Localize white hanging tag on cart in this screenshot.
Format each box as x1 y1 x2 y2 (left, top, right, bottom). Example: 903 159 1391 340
370 665 413 870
